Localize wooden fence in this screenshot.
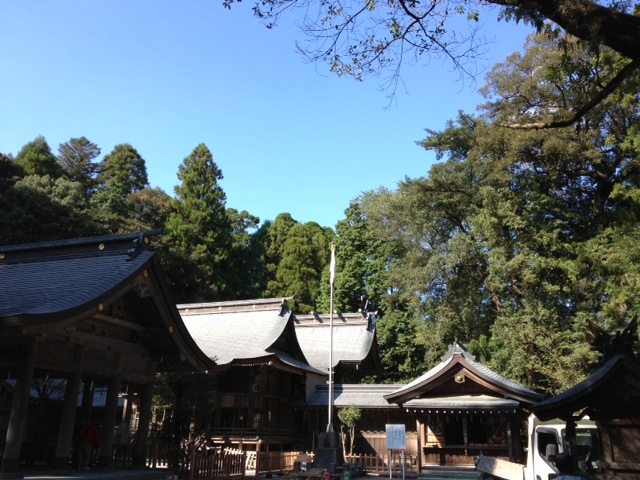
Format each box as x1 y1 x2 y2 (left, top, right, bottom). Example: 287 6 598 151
247 451 314 473
105 442 246 479
345 453 419 474
110 444 417 477
189 447 246 480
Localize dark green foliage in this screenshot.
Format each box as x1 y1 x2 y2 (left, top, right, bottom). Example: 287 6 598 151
164 144 234 302
227 207 263 299
317 202 397 314
261 214 335 313
91 143 150 218
0 175 108 244
57 137 101 196
358 30 640 394
97 143 149 194
14 136 64 179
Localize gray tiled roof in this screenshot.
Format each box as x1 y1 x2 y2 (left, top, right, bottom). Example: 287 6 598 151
0 233 155 324
303 384 403 409
179 307 291 365
179 300 325 375
386 341 542 403
294 313 376 370
0 231 217 374
403 394 520 410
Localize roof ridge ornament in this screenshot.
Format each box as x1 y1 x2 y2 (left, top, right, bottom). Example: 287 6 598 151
441 340 475 362
127 232 153 259
586 316 638 366
279 298 289 316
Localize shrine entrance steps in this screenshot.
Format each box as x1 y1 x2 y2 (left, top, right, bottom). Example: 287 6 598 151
418 466 481 480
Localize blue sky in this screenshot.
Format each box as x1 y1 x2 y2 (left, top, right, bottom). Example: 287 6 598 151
0 1 532 230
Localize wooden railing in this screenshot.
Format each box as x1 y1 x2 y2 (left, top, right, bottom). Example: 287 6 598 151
345 453 419 474
106 442 246 479
247 451 315 474
189 447 246 480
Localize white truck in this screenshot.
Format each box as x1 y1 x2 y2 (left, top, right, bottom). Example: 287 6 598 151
476 414 602 480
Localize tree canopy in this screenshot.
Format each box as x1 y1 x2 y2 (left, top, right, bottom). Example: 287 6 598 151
236 0 640 124
357 28 640 391
3 22 639 392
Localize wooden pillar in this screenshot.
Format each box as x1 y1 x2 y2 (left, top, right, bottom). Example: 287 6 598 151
80 378 94 425
416 417 423 472
0 337 39 478
132 380 154 467
53 346 84 469
506 414 514 461
98 355 123 469
565 417 579 474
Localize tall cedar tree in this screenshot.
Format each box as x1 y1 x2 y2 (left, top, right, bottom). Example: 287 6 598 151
262 214 334 313
14 136 64 179
92 143 149 218
57 137 101 197
164 144 234 302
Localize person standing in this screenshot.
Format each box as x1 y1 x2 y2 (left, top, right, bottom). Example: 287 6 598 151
78 423 100 470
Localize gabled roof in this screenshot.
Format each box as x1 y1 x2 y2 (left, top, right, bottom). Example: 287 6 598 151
532 319 640 421
294 312 382 373
532 353 640 421
302 384 402 409
384 341 543 407
178 298 326 375
0 231 216 375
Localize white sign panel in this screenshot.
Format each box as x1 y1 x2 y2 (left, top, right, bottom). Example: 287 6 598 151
385 424 406 450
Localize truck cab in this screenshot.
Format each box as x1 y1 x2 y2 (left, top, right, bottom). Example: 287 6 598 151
526 414 602 480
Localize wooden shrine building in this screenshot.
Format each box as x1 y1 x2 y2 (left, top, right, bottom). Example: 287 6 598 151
178 299 327 454
303 342 543 467
531 319 640 479
0 231 216 478
178 300 384 454
384 342 543 467
294 312 382 384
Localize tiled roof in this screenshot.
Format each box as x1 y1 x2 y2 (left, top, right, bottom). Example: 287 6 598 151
532 353 640 421
0 231 216 374
0 232 156 324
403 394 520 410
386 341 543 404
294 313 376 370
302 384 402 409
179 299 325 375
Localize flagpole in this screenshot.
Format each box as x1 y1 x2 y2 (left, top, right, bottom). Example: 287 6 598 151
327 242 336 433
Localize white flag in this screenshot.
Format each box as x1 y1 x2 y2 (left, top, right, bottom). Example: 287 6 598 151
330 243 336 286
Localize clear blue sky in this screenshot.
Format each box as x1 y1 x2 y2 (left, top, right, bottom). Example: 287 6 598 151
0 1 532 230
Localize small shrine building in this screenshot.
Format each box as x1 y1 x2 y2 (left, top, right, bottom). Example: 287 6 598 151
304 341 543 467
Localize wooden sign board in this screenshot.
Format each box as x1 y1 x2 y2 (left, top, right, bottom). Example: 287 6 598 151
475 455 524 480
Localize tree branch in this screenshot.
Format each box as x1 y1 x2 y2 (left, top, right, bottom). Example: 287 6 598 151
503 59 639 129
489 0 640 63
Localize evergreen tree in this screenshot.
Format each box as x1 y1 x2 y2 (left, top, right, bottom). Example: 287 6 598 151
227 208 262 299
164 144 233 302
92 143 149 217
360 30 640 393
14 136 64 179
0 175 107 244
317 201 397 314
57 137 101 196
261 215 335 313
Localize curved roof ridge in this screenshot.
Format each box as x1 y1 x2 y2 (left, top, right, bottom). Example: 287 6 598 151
384 355 453 399
385 341 543 403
